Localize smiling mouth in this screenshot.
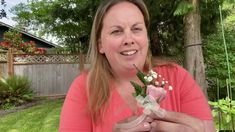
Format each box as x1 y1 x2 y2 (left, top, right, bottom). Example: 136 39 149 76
120 50 138 56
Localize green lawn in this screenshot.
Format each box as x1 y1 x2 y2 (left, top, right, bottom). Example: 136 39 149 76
0 99 63 132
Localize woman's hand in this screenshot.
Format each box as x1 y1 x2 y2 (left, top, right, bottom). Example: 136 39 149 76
113 116 153 132
149 119 196 132
148 110 206 132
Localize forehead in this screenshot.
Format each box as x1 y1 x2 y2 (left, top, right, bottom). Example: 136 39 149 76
102 2 144 24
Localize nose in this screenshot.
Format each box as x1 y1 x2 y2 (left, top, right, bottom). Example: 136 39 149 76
123 31 134 46
123 41 134 46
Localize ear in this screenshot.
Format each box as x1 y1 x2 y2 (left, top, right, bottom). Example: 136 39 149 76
98 39 104 54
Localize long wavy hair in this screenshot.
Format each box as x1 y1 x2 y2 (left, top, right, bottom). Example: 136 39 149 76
87 0 152 123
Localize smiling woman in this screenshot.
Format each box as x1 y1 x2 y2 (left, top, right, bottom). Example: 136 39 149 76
59 0 215 131
98 1 149 77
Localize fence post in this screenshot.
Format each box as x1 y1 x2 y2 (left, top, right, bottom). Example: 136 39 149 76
0 63 2 78
7 48 14 76
79 53 85 72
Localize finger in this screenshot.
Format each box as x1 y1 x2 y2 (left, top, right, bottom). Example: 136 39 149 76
150 120 174 132
126 122 151 132
147 108 167 119
145 116 153 123
150 120 192 132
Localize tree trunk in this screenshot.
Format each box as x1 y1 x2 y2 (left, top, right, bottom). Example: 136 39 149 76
184 0 208 96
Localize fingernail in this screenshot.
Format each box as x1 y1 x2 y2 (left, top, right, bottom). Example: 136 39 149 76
146 117 153 122
144 122 150 128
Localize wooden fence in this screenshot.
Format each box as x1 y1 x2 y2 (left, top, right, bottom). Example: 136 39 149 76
0 49 87 97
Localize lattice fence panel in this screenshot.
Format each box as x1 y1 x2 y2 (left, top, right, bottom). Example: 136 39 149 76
13 54 80 64
0 52 7 62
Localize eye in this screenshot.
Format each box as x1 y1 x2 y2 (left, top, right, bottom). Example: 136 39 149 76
132 27 142 32
111 29 122 35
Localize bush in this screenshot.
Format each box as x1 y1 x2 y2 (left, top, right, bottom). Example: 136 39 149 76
209 97 235 131
0 75 34 109
203 30 235 100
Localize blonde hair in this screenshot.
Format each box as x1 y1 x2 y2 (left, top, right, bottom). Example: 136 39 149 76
87 0 152 123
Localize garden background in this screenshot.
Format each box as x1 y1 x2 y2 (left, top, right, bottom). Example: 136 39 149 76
0 0 234 131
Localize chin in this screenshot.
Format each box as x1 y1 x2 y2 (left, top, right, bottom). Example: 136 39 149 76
127 62 144 71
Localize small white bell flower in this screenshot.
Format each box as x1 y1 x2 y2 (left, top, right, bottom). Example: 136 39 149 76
169 86 173 91
144 76 148 81
147 76 153 82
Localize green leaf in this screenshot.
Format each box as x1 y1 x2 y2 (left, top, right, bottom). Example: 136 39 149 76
133 64 148 85
226 114 231 123
173 0 194 16
141 85 147 97
130 81 142 96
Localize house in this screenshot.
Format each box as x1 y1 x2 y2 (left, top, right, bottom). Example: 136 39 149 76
0 21 57 49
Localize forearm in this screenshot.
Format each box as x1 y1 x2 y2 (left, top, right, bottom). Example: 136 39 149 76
150 119 196 132
163 110 205 132
150 110 205 132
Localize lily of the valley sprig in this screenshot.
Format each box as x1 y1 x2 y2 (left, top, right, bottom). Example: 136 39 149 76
131 64 173 98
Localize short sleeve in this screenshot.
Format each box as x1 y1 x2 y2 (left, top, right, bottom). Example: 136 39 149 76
59 73 92 132
176 65 212 120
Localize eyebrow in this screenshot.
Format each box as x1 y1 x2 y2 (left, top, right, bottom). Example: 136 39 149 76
109 22 145 29
132 22 145 27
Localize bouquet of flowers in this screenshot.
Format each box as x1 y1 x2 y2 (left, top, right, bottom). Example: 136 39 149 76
115 65 173 129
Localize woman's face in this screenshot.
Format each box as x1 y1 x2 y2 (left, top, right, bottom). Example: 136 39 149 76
99 2 148 76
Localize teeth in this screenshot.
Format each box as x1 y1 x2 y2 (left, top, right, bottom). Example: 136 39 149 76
120 50 137 56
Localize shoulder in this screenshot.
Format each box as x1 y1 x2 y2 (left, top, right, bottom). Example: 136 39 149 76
72 71 89 84
152 63 194 91
153 63 187 75
66 71 89 98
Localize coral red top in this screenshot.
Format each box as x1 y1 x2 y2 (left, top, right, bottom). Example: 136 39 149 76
59 64 212 132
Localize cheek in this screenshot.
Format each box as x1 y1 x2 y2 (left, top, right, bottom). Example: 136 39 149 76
102 38 121 53
138 37 149 50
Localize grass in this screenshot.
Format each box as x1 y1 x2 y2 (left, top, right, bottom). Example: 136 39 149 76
0 99 64 132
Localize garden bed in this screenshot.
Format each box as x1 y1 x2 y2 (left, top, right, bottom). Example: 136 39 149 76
0 96 65 117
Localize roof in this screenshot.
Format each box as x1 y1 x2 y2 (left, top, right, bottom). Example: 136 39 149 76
0 21 58 47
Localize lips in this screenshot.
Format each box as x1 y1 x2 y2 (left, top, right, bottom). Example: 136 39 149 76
120 50 138 56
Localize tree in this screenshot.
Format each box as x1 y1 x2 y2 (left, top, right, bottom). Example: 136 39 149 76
184 0 208 94
10 0 101 54
10 0 234 95
0 0 6 18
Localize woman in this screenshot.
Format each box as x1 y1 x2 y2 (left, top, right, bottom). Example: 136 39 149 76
59 0 215 131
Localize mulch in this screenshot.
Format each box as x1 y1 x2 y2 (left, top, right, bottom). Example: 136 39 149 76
0 96 65 117
0 99 47 117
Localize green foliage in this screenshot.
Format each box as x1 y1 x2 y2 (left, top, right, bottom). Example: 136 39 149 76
47 46 72 54
10 0 234 56
200 0 231 35
10 0 101 54
203 30 235 100
209 97 235 130
144 0 185 56
174 0 194 16
0 75 34 108
131 65 147 97
0 29 46 54
1 103 15 110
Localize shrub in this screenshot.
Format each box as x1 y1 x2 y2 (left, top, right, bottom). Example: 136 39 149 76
0 29 46 54
209 97 235 131
203 30 235 100
0 75 34 109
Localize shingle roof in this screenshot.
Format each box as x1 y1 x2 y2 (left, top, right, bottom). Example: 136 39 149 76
0 21 58 47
